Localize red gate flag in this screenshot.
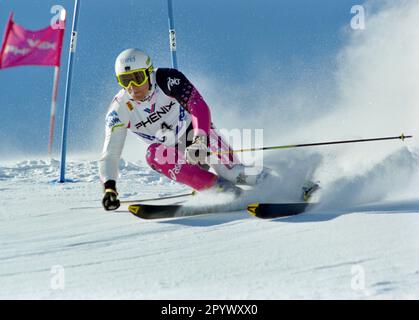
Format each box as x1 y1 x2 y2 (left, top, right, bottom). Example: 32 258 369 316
0 13 65 69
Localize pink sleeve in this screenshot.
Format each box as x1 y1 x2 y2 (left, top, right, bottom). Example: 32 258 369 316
186 88 212 137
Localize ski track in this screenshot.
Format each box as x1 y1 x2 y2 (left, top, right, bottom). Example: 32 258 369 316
0 159 418 299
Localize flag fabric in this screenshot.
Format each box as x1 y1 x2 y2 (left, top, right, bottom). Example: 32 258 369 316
0 13 65 69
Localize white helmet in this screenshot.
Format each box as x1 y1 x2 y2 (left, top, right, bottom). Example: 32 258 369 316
114 48 153 75
114 48 156 100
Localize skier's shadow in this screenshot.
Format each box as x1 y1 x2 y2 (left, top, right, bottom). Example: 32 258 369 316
274 199 419 223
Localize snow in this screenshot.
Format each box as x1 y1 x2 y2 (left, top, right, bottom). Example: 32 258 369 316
0 158 418 299
2 0 419 301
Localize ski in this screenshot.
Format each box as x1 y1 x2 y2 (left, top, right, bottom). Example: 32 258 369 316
129 201 315 220
128 202 243 219
70 191 194 210
247 202 313 219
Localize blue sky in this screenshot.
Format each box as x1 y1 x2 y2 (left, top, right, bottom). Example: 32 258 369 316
0 0 363 158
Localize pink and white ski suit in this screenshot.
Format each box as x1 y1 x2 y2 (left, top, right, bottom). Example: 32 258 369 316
99 68 255 190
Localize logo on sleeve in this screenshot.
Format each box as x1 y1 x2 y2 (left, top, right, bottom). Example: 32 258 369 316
167 77 180 91
106 110 123 130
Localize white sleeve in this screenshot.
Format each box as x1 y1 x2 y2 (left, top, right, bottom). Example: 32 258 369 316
99 104 129 183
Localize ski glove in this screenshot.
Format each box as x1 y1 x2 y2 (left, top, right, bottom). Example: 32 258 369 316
185 135 208 165
102 180 120 211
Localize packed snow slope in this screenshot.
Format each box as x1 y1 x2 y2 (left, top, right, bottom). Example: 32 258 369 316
1 0 419 300
0 155 418 299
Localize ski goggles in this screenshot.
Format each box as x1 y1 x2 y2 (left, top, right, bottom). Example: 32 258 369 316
116 66 154 89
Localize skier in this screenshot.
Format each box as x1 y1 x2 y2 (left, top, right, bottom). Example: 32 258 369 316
99 48 267 211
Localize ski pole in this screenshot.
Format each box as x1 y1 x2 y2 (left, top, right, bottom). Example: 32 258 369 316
71 192 195 210
210 133 413 155
119 191 195 204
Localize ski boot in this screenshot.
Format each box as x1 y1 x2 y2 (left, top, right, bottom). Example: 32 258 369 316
255 167 276 185
301 181 320 202
235 167 276 186
212 176 243 198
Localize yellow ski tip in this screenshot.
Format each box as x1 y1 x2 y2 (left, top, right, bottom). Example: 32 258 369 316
247 203 259 216
128 205 141 215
